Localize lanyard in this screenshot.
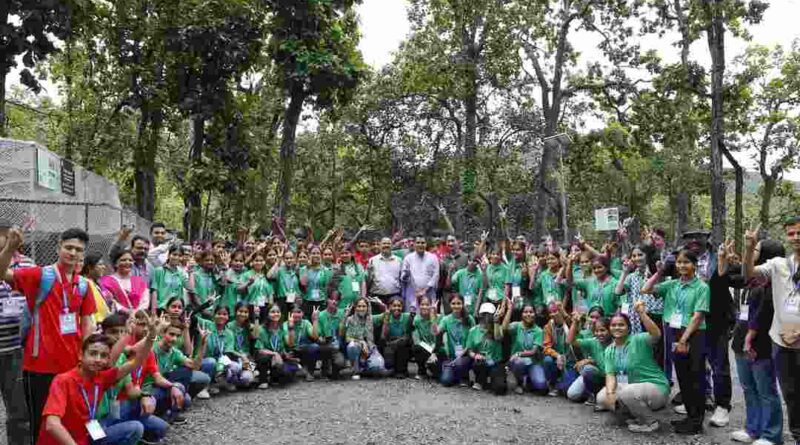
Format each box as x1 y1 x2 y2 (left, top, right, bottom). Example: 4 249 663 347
790 257 800 289
676 280 692 313
464 272 477 295
134 366 143 384
614 344 629 375
270 331 280 351
53 265 77 313
236 333 245 351
522 327 535 350
282 269 298 292
308 268 321 290
79 384 100 420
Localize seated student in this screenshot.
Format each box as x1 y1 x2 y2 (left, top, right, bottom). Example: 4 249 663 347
504 304 547 394
158 297 212 399
38 317 158 445
254 305 300 389
411 295 440 380
344 297 387 380
374 297 413 378
566 312 612 405
464 300 511 394
596 302 669 434
223 303 259 388
317 290 347 380
196 306 250 393
153 320 209 412
438 294 476 387
543 302 578 396
283 305 320 381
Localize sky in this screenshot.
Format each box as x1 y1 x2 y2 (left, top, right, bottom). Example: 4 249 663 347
355 0 800 180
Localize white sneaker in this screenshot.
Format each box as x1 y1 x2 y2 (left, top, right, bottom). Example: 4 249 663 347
472 383 483 391
514 386 524 395
257 382 269 390
628 421 660 433
196 389 211 400
752 439 777 445
351 374 361 380
709 406 730 427
730 430 755 443
673 404 687 415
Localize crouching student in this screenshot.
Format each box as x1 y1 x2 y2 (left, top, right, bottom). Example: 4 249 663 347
543 302 578 396
411 296 440 380
438 294 475 386
197 306 249 392
317 291 347 380
596 302 669 434
38 315 159 445
153 319 209 415
345 297 387 380
505 304 547 394
284 305 320 381
254 305 300 388
223 303 258 389
101 314 168 444
464 299 511 394
375 297 413 378
566 312 612 405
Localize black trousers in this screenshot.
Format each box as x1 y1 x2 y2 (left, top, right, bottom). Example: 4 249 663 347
411 345 441 379
473 360 507 395
319 342 346 378
383 338 410 375
775 343 800 442
672 330 707 425
23 371 55 445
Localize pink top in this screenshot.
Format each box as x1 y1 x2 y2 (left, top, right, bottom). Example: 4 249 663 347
98 274 150 312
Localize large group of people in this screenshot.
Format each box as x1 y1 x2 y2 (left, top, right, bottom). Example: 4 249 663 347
0 212 798 445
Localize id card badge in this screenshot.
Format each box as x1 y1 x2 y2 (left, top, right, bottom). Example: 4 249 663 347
546 293 555 304
351 281 360 293
738 304 749 321
512 286 521 298
463 293 474 307
454 344 464 358
60 313 78 335
419 341 434 354
311 289 321 300
785 292 800 315
669 312 683 329
617 373 629 385
487 289 498 301
621 303 630 315
286 292 297 304
86 420 106 441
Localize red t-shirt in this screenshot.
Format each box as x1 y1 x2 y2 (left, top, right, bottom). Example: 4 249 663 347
39 367 118 445
354 251 370 268
13 266 97 374
117 336 158 401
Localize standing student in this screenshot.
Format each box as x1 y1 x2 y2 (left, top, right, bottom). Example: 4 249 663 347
566 312 611 404
81 254 110 324
411 296 440 380
596 302 670 433
344 297 386 380
254 305 299 388
0 228 96 445
100 250 151 315
300 246 332 317
38 318 158 445
187 251 221 320
530 251 566 310
243 252 273 323
149 245 188 310
438 294 476 387
267 250 301 317
724 238 784 445
464 299 511 394
375 297 412 378
744 218 800 445
505 304 547 394
567 253 619 318
448 255 483 316
337 248 366 311
506 241 533 319
220 251 249 316
481 249 508 310
614 246 660 334
642 249 710 434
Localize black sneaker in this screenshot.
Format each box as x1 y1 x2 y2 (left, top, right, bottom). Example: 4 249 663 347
671 392 683 405
171 413 188 424
673 421 703 435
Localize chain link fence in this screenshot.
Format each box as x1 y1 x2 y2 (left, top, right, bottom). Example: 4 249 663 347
0 198 152 266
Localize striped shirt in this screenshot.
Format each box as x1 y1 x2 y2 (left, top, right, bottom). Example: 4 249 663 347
0 254 35 354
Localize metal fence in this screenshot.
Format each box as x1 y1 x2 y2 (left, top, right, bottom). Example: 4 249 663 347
0 198 152 265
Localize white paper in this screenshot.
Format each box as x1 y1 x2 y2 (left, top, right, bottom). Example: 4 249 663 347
511 286 521 298
286 292 297 304
738 304 749 321
351 281 360 293
669 312 683 329
419 341 434 354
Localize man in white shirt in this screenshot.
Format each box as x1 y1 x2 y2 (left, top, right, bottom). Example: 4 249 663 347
744 216 800 444
401 236 439 313
145 223 170 268
367 237 402 305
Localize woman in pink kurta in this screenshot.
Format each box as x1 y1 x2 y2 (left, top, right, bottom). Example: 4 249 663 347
99 249 151 313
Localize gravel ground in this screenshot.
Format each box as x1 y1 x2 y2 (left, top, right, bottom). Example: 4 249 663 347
1 363 794 445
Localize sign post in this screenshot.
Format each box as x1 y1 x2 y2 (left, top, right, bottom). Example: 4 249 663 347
594 207 620 232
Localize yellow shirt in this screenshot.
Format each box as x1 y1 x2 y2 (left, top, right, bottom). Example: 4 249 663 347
90 280 110 323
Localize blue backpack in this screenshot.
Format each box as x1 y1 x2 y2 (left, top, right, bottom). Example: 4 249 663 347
20 265 89 358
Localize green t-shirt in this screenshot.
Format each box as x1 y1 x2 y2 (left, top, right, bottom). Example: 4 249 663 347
227 321 253 355
254 326 286 353
451 268 482 312
153 345 188 375
245 272 274 306
412 315 437 347
275 267 300 300
505 260 532 304
574 276 619 316
151 266 188 308
97 355 130 420
221 269 249 313
465 325 503 362
603 333 669 395
484 264 508 302
372 312 411 339
654 277 710 330
281 319 314 347
576 337 609 369
533 269 566 306
337 263 365 309
438 314 475 359
509 322 544 356
191 267 220 307
302 266 333 302
318 308 346 339
198 318 233 361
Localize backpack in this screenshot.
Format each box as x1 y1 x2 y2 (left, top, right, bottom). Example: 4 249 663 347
20 265 89 358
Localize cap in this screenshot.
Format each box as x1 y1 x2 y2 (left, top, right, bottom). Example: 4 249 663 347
681 229 710 239
478 302 496 315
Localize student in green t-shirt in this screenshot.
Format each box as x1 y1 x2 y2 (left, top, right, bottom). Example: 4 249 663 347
411 295 440 380
267 250 301 317
566 312 611 404
299 246 333 317
284 305 320 382
373 297 412 378
337 248 366 310
154 321 210 400
567 252 619 317
317 289 347 380
448 255 483 316
504 304 547 394
438 294 475 387
243 252 274 323
465 298 512 394
188 250 222 319
481 249 509 309
596 301 669 434
530 251 567 310
254 305 299 389
220 250 249 316
150 245 189 309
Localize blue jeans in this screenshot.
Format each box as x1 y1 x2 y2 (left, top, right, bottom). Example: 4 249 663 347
508 357 547 392
346 342 385 373
119 400 169 442
567 365 602 401
440 355 472 386
96 418 143 445
543 356 579 392
200 357 217 380
706 331 732 410
735 355 783 443
153 382 187 421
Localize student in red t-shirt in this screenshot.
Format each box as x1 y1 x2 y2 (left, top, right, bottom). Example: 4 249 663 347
0 228 97 445
39 314 158 445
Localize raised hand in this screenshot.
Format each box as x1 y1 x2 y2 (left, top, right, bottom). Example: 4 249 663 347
436 203 447 216
311 308 320 323
633 300 646 315
623 258 636 273
480 230 489 242
5 228 24 251
498 204 507 221
198 327 210 345
745 223 761 250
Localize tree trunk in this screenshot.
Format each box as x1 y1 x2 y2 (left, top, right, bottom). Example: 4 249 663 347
134 107 160 221
184 116 204 240
721 143 743 251
675 192 689 243
0 69 6 138
273 84 307 220
759 177 776 230
707 0 727 245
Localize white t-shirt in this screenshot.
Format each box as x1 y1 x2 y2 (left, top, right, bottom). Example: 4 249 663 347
755 254 800 349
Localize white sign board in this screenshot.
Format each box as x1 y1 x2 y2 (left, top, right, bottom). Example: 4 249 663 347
36 149 61 192
594 207 620 232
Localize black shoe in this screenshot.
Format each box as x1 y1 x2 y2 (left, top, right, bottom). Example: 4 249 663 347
171 413 188 424
671 392 683 405
673 421 703 435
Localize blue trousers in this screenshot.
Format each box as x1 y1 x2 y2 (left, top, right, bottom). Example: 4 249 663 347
543 356 579 392
734 354 783 443
508 357 547 392
440 355 471 386
119 400 169 442
96 418 143 445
